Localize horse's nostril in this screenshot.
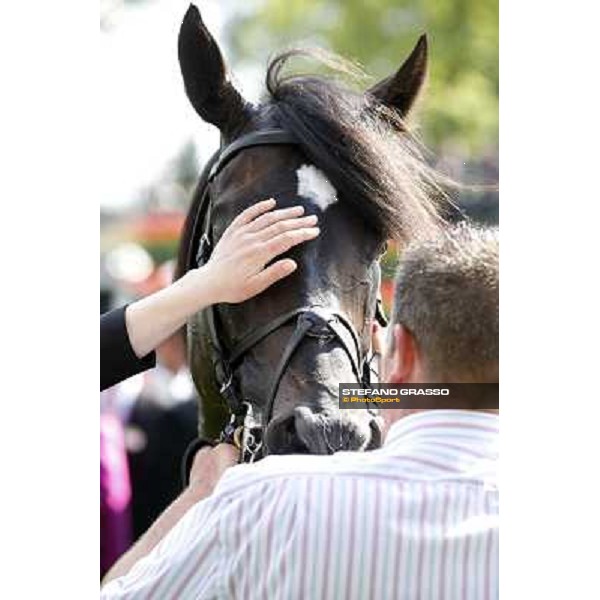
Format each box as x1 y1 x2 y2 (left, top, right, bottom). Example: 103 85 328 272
285 416 296 436
294 407 373 455
367 417 383 450
264 415 310 455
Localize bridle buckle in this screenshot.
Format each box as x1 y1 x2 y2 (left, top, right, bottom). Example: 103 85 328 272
234 402 263 463
196 232 212 267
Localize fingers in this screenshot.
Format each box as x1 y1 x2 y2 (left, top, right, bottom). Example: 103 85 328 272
190 443 238 475
253 214 318 242
188 443 238 495
224 198 277 235
243 205 306 234
213 443 238 468
192 445 213 463
244 259 298 297
259 227 320 262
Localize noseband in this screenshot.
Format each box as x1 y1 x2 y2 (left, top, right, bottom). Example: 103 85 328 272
181 129 386 475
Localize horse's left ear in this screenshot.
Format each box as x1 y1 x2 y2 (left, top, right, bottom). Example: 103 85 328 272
367 34 428 118
178 4 249 135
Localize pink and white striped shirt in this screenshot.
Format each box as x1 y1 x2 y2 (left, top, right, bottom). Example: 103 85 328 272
102 410 499 599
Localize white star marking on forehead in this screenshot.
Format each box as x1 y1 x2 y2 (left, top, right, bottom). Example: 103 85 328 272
296 164 338 210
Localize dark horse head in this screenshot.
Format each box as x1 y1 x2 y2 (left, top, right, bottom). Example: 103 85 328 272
175 4 447 458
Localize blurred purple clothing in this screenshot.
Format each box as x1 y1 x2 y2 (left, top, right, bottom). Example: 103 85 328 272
100 411 132 577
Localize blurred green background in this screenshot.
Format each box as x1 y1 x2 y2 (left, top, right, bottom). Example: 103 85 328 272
227 0 498 156
100 0 497 311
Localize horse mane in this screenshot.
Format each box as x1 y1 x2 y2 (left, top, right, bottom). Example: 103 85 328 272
175 47 453 282
265 48 451 243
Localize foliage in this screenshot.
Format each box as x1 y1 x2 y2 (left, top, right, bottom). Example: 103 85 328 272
226 0 498 155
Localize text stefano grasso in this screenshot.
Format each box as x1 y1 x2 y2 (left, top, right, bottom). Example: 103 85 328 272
341 387 450 396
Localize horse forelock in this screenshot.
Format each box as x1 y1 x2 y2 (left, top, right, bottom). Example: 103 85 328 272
264 48 452 244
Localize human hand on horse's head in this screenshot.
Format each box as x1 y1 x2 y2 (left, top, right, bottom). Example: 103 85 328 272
200 198 320 304
187 443 238 501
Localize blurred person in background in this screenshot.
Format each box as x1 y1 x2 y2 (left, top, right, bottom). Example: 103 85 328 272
101 285 134 578
100 384 133 578
124 261 199 542
101 198 320 391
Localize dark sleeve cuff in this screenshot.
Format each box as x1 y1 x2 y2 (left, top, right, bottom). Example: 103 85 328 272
100 305 156 391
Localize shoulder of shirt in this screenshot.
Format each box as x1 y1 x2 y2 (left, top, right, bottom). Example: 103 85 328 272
211 418 498 501
212 448 393 499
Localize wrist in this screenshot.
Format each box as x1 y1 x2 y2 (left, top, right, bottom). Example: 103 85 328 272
176 266 221 313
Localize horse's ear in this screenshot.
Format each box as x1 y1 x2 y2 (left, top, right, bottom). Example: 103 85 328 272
367 34 428 119
178 4 249 134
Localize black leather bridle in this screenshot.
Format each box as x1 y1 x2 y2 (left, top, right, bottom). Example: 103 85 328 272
181 129 387 480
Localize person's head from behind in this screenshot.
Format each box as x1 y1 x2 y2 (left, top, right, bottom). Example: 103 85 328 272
381 223 499 390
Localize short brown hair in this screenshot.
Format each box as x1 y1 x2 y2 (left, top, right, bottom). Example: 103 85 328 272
391 223 499 382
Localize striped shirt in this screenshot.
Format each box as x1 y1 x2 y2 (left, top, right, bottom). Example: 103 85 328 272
102 410 499 599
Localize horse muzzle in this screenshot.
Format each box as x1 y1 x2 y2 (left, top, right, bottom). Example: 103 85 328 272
264 406 383 455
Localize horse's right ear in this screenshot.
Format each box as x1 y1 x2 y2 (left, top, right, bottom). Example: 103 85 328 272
178 4 249 134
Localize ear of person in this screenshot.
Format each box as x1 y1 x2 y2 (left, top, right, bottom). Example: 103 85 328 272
371 321 387 356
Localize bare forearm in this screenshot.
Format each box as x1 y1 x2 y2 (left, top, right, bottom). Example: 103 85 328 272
102 444 237 587
102 488 199 585
125 268 216 359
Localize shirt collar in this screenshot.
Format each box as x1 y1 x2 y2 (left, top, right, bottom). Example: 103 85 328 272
385 410 499 459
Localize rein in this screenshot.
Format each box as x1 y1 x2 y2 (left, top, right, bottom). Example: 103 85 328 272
181 129 386 481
